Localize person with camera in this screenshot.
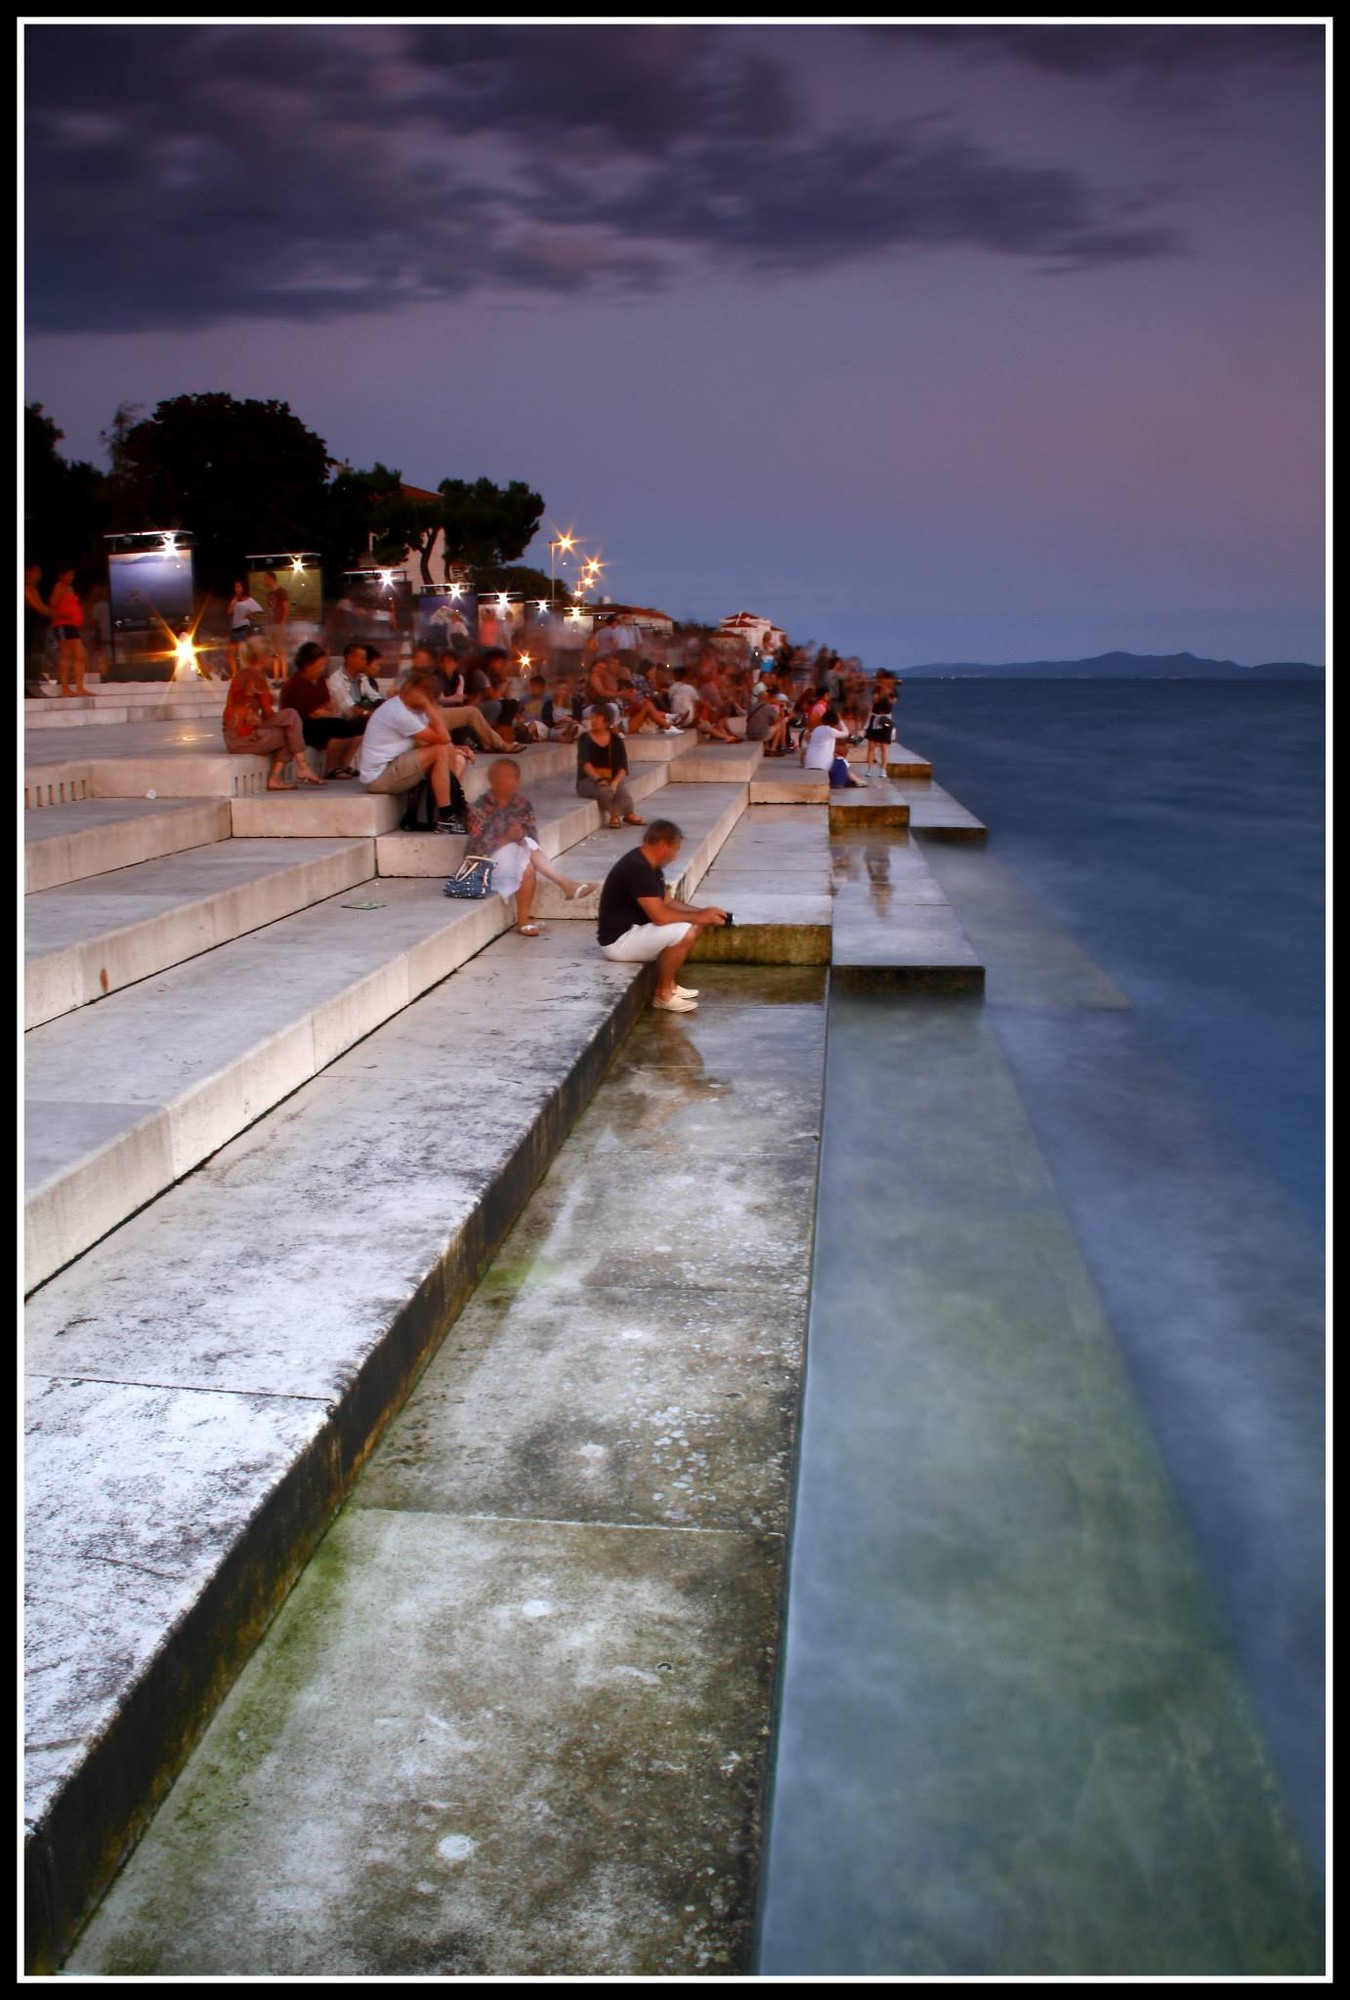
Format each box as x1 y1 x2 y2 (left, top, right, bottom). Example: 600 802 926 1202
596 818 728 1014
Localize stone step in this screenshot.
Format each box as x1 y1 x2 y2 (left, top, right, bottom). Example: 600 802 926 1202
25 839 374 1030
688 807 834 965
827 777 912 829
885 742 933 780
25 719 272 805
829 830 985 991
49 965 829 1979
667 742 763 784
748 764 830 805
24 883 521 1292
622 727 701 761
24 927 657 1973
886 779 986 840
25 697 229 731
24 799 232 894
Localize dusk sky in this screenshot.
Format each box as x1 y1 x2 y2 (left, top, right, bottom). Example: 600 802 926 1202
24 23 1326 667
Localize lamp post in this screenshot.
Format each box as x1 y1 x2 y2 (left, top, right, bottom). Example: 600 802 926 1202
548 529 577 610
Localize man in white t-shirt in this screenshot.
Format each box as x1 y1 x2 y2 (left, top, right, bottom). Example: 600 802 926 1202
359 670 470 830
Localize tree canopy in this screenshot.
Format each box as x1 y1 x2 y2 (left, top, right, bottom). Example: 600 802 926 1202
437 477 545 578
25 402 110 580
106 393 332 594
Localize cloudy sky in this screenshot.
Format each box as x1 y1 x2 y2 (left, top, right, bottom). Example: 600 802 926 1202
24 23 1325 666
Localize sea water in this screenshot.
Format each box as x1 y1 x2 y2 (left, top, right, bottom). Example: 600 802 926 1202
896 680 1325 1234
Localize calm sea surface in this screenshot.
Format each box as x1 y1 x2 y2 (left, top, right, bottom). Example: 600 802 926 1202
895 681 1326 1235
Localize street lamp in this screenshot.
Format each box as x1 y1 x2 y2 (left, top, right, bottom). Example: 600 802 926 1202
548 528 577 610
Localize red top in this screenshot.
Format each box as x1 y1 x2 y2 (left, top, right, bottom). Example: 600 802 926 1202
281 672 327 720
222 678 275 741
49 583 82 627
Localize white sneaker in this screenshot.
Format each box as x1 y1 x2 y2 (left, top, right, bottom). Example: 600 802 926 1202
652 991 698 1013
674 984 699 998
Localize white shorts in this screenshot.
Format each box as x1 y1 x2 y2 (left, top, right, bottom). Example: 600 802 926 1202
600 920 693 963
488 837 538 899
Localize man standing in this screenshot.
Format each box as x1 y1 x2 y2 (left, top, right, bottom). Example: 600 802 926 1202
596 819 727 1014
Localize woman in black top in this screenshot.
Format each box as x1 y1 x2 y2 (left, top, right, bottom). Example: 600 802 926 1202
576 704 644 829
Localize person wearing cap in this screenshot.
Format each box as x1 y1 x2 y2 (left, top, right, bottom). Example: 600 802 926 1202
595 819 727 1014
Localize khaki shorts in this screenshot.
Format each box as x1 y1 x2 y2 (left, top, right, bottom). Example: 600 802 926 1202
364 748 425 794
600 920 693 963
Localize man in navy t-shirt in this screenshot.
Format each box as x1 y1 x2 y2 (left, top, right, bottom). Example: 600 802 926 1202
596 820 727 1014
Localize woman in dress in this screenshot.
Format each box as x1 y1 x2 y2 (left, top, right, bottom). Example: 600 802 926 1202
466 759 598 937
221 644 323 790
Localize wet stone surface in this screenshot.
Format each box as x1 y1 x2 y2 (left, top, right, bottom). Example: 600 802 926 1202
66 967 827 1976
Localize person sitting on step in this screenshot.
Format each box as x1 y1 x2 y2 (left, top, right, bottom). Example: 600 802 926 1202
358 668 471 831
576 703 645 829
281 640 367 779
466 758 598 937
222 647 322 790
595 818 728 1012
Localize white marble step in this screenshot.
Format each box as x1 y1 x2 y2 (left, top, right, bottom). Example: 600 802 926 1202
24 798 232 894
829 830 984 988
24 882 516 1292
25 838 374 1029
23 926 652 1969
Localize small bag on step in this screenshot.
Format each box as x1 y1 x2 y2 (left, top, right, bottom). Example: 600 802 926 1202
442 852 495 899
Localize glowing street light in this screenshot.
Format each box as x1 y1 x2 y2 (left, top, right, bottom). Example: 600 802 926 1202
378 569 396 591
548 526 580 610
290 556 306 574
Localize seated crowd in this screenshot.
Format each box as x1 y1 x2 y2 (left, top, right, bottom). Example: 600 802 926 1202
218 628 899 958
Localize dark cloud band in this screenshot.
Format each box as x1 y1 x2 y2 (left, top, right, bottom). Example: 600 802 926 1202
25 24 1206 335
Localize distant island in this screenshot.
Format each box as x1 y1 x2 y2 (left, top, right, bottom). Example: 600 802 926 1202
898 651 1323 681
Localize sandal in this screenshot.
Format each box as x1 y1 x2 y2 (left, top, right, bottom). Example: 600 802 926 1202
516 922 544 936
622 814 646 826
566 881 599 900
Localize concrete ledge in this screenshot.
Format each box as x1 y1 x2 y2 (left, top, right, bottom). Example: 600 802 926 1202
828 796 911 829
885 744 934 780
689 895 833 964
230 790 405 837
831 960 986 993
668 744 762 784
749 768 829 805
624 729 699 762
23 937 654 1974
25 839 375 1029
25 763 95 810
24 800 231 894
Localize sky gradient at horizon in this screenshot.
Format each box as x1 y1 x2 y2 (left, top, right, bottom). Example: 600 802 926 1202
23 23 1326 667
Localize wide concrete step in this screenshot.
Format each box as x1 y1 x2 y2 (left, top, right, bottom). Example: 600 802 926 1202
24 798 232 894
886 779 986 839
829 830 984 990
25 698 229 731
667 741 763 784
749 764 830 805
828 777 912 829
24 927 654 1973
24 882 519 1292
25 838 374 1029
688 807 833 965
26 719 272 804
